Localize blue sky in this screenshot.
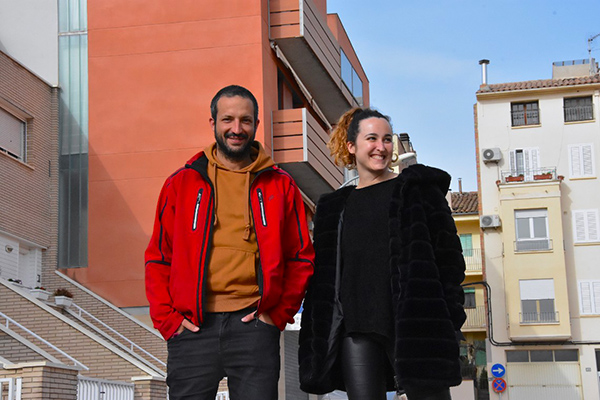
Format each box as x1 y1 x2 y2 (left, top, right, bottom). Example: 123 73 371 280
327 0 600 192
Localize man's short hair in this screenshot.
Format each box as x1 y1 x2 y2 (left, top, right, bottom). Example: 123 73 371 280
210 85 259 123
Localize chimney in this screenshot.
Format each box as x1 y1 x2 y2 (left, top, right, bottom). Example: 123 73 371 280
479 59 490 86
458 178 463 194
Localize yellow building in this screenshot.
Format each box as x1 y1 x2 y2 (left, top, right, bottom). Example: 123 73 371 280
476 59 600 400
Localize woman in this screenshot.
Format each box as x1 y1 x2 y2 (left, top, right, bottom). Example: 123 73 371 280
299 108 466 400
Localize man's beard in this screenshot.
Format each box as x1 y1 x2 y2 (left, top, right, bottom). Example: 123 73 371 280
214 129 255 161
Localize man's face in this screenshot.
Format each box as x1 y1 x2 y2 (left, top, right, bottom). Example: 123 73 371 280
210 95 259 161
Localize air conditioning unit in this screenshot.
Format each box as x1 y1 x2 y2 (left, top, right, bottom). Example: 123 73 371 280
480 214 501 229
482 148 502 163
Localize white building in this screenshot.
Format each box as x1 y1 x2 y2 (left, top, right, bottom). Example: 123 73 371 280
476 59 600 400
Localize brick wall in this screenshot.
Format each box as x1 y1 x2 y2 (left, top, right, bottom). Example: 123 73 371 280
51 272 167 367
0 331 40 363
0 363 78 400
132 376 167 400
0 283 155 381
0 50 59 287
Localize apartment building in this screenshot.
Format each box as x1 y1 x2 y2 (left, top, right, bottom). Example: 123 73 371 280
1 1 369 398
475 59 600 400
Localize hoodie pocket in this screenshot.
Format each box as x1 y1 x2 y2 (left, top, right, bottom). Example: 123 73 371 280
192 188 203 231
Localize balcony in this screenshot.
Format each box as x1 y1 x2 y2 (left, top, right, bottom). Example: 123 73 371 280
269 0 357 124
463 248 482 274
514 238 553 252
520 311 559 324
500 167 558 184
272 108 343 202
463 306 486 331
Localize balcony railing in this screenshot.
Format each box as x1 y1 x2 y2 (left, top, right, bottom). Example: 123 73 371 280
463 306 486 330
514 238 553 252
500 166 557 184
520 311 559 324
462 248 482 273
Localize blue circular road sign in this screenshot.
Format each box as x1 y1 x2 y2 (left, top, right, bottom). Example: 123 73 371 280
491 363 506 378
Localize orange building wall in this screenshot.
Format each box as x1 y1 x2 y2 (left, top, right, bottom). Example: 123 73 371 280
67 0 276 306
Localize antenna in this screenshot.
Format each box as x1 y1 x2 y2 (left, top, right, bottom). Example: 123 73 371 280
588 33 600 75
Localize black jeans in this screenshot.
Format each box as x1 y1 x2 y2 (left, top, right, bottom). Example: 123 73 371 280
166 308 280 400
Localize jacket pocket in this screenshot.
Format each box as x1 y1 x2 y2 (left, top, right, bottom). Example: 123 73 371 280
257 188 267 227
192 188 203 231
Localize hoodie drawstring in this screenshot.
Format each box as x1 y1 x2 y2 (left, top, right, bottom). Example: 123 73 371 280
243 172 251 241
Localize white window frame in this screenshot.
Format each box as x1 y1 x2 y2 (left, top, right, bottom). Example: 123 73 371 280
515 209 550 251
520 279 557 323
578 281 600 315
573 209 599 243
568 143 595 178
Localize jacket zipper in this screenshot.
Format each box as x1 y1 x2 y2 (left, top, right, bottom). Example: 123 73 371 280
192 188 203 231
257 188 267 227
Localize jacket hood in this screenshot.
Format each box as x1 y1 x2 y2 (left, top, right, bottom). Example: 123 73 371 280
203 141 275 172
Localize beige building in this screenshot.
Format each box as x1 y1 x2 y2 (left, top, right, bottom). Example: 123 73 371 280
476 59 600 400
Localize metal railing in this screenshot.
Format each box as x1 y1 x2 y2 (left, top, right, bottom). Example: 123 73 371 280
565 105 593 122
462 248 482 273
520 311 559 324
500 166 557 184
0 311 88 370
0 378 22 400
463 306 486 330
514 238 553 252
69 303 166 368
78 376 134 400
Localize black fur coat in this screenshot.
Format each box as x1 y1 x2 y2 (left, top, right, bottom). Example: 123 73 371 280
298 164 466 394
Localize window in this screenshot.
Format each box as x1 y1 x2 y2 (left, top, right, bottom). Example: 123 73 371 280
564 96 593 122
569 143 595 178
573 209 599 243
515 209 550 251
507 349 578 363
0 107 26 161
459 234 473 257
341 49 363 106
509 148 539 180
511 101 539 126
520 279 557 323
463 288 476 308
578 281 600 315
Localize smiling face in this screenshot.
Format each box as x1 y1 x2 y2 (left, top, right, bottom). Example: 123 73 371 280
210 95 259 162
347 117 394 176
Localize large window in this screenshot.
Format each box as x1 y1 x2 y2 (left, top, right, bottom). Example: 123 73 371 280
58 0 89 268
463 288 476 309
579 281 600 315
519 279 557 323
573 209 599 243
0 107 26 161
341 49 363 106
515 209 550 251
568 143 595 178
511 101 539 126
459 234 473 257
564 96 593 122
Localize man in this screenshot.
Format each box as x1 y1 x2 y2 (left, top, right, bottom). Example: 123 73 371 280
145 85 314 400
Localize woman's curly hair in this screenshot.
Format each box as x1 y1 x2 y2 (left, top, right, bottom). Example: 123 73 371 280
327 107 391 169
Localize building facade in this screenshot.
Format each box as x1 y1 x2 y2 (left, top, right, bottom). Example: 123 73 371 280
476 59 600 400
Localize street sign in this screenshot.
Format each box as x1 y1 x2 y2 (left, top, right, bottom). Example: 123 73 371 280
492 378 507 393
491 363 506 378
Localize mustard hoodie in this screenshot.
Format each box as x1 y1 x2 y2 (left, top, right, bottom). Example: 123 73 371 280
203 141 275 312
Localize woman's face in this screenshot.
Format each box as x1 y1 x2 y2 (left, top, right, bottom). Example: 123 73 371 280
347 117 394 174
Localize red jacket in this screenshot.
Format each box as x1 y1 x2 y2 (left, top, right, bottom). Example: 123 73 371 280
145 150 315 340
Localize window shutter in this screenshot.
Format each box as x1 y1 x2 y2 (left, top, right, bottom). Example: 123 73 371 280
509 150 516 175
594 282 600 314
587 210 599 241
574 211 587 242
570 145 582 177
0 107 24 158
580 281 593 314
582 144 594 176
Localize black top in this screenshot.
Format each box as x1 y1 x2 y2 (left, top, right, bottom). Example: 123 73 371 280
341 178 396 343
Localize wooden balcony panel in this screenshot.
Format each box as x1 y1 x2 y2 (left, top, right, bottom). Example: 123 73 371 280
269 10 300 26
273 135 303 152
302 4 341 81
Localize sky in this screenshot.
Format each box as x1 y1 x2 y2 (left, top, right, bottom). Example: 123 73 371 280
327 0 600 192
